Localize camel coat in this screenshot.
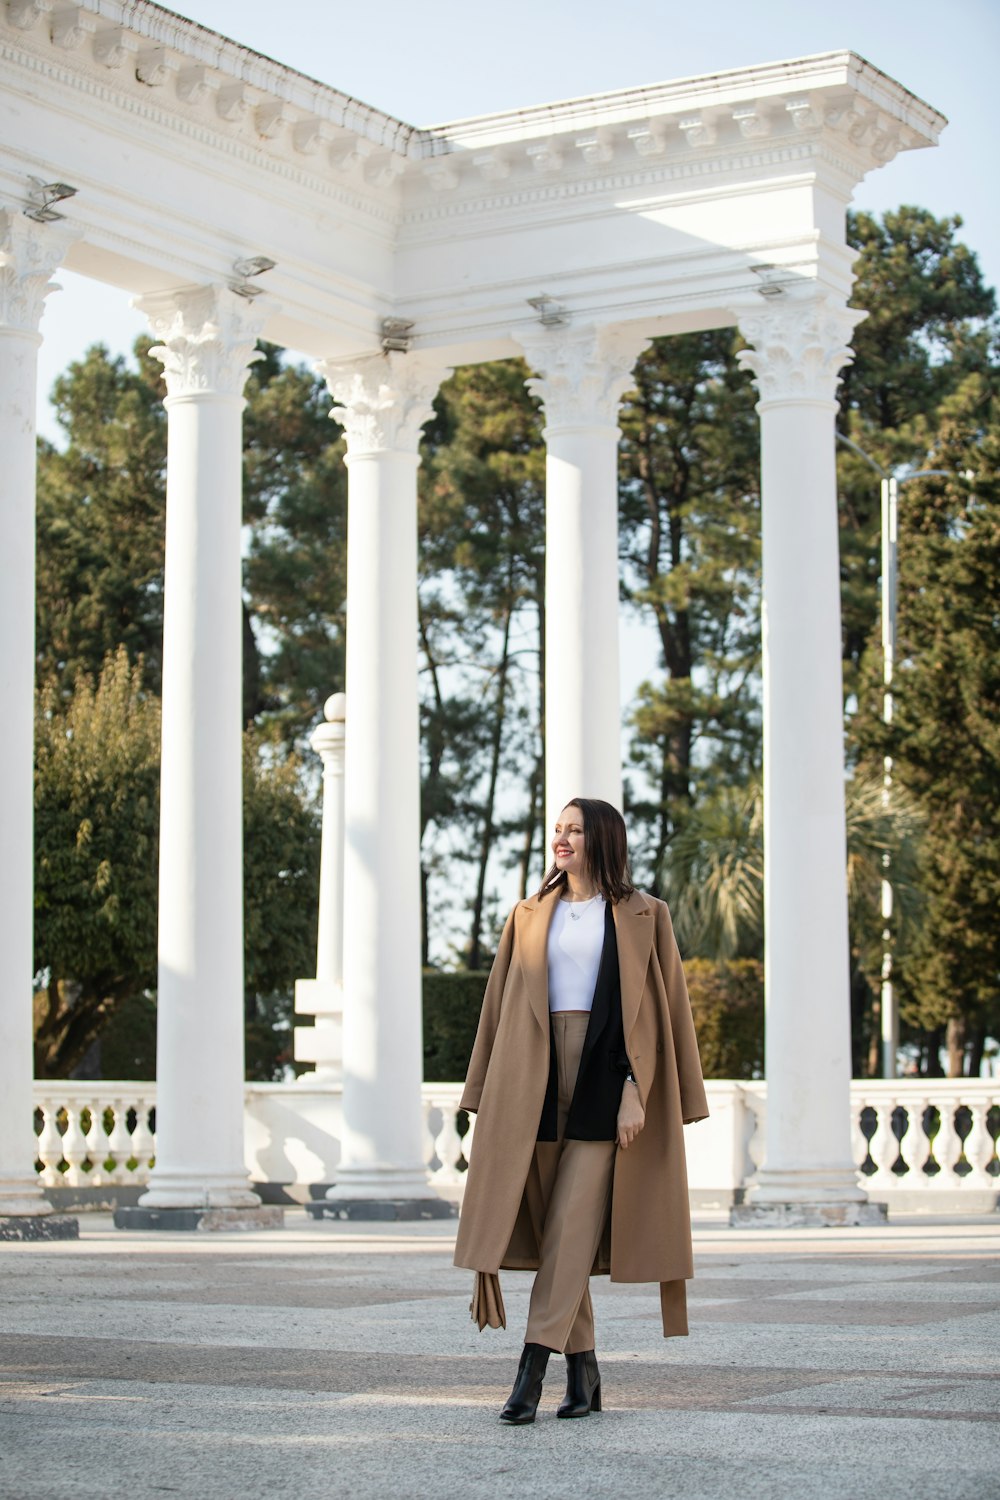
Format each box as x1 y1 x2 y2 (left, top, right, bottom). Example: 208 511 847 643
454 888 709 1338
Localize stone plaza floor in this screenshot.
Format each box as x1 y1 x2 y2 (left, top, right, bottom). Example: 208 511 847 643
0 1209 997 1500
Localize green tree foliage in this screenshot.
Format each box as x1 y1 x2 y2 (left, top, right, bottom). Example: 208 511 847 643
242 732 320 1078
242 345 348 737
34 649 160 1077
418 360 546 964
618 332 761 885
36 343 167 691
838 207 997 700
841 209 999 1073
853 375 1000 1075
33 651 321 1078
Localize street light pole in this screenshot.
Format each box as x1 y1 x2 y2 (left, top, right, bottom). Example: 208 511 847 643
879 473 898 1080
837 434 952 1079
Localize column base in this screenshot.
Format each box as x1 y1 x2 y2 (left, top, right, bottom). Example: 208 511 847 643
729 1201 889 1228
114 1206 284 1232
0 1214 79 1241
306 1197 457 1222
137 1176 262 1211
324 1164 442 1202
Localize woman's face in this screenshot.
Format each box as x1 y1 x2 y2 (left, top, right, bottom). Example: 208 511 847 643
552 805 586 879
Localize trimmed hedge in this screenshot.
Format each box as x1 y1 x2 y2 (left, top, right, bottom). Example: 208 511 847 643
91 960 765 1085
421 957 765 1083
422 969 490 1082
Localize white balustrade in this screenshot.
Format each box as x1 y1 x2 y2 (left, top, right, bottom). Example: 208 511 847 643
33 1084 157 1191
31 1077 998 1205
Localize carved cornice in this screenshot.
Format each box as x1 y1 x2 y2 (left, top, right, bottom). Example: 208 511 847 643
0 208 79 334
0 25 402 232
136 285 266 399
732 289 866 406
319 351 452 457
517 322 650 431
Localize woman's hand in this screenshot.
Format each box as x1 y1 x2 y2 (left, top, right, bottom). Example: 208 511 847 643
616 1082 645 1150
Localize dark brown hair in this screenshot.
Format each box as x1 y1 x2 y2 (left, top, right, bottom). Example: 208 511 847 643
539 796 635 905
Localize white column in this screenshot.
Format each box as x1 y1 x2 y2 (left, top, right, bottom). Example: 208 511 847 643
317 351 451 1207
294 691 346 1082
0 211 78 1225
135 286 265 1214
517 323 648 829
732 288 880 1224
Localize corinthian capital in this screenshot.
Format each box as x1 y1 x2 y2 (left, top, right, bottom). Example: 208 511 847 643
516 322 650 432
135 285 267 400
733 290 866 407
318 351 451 457
0 210 80 336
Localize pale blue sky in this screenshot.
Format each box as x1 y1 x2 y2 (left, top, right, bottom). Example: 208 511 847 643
37 0 999 436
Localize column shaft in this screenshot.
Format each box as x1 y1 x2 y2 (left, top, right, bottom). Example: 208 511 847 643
544 425 622 820
131 286 265 1215
731 288 879 1223
0 322 47 1214
339 449 426 1191
756 398 862 1200
0 214 78 1221
319 352 451 1210
518 323 648 831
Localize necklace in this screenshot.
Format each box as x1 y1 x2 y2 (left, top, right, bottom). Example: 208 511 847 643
565 894 599 921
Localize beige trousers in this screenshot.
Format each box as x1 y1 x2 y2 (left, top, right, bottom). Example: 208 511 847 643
523 1011 617 1354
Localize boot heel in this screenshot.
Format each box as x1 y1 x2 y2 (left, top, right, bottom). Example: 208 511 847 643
591 1381 602 1413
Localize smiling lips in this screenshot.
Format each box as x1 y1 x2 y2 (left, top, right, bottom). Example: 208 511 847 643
555 847 573 858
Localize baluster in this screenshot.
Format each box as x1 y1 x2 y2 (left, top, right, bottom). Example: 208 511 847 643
60 1104 89 1187
432 1103 465 1185
422 1095 439 1177
131 1095 156 1180
36 1104 64 1187
933 1097 962 1183
869 1098 899 1185
83 1099 108 1186
461 1110 476 1166
960 1099 991 1187
107 1098 134 1184
743 1091 765 1182
899 1094 933 1188
851 1096 872 1174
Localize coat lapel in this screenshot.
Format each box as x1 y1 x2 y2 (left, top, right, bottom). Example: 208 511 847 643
613 891 655 1047
515 894 558 1035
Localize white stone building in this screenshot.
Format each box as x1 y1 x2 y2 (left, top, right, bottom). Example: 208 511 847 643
0 0 955 1230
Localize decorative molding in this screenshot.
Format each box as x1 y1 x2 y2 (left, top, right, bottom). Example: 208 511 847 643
517 321 651 431
627 121 667 156
575 132 613 166
733 107 769 140
472 150 509 181
136 284 267 400
423 158 459 192
733 289 866 406
0 209 79 333
526 141 563 174
7 0 50 31
135 45 175 88
50 3 93 50
679 115 715 148
0 35 399 231
319 350 451 457
92 24 133 68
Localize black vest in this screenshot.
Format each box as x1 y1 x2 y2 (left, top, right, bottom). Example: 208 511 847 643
536 902 630 1142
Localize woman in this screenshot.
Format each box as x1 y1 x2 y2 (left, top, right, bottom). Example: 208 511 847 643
454 797 708 1424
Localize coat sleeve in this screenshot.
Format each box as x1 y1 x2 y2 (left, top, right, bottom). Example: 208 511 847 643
459 906 517 1114
654 899 709 1124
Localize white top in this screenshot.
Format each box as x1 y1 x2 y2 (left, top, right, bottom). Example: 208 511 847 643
547 893 606 1013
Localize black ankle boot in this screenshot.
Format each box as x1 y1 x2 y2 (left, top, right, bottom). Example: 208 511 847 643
499 1342 551 1424
557 1350 601 1417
